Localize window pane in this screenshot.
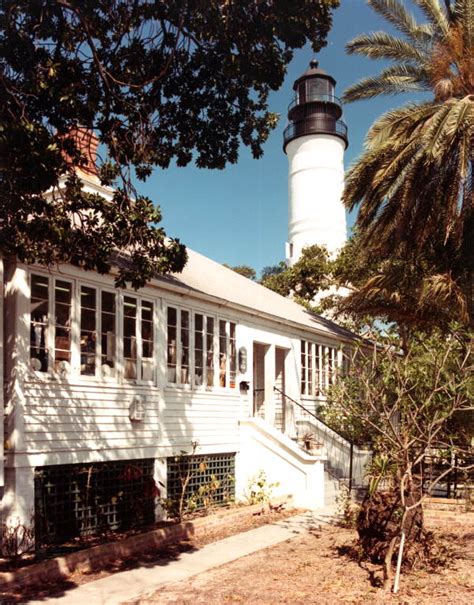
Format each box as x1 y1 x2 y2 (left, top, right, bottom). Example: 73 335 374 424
123 296 137 379
101 291 116 376
308 342 313 396
206 317 215 387
167 307 177 383
315 346 321 395
80 286 96 375
300 340 307 395
141 301 154 380
194 314 204 386
321 346 328 390
30 274 49 372
181 310 190 384
229 322 236 388
54 280 72 372
219 320 227 387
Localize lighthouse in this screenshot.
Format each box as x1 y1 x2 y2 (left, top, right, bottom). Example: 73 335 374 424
283 60 348 265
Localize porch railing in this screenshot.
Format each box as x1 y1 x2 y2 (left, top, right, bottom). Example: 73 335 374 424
273 386 359 492
421 451 474 499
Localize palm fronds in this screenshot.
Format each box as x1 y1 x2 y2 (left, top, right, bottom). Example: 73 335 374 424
343 0 474 274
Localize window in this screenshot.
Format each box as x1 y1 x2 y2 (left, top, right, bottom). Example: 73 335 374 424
194 314 204 386
123 296 154 382
101 291 116 375
54 280 72 372
30 275 50 372
219 320 237 388
181 310 190 385
194 313 217 388
300 340 310 395
123 296 137 379
168 306 236 389
80 286 117 378
167 307 193 386
206 316 215 387
167 307 177 383
30 276 73 374
141 301 154 381
301 340 339 396
30 272 154 381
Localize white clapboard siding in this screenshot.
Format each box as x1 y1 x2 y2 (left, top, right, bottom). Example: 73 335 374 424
21 378 242 458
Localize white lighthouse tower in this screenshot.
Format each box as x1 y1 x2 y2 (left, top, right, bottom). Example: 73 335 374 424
284 60 348 265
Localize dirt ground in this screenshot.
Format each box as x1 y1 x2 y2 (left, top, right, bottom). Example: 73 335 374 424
0 505 298 604
128 521 474 605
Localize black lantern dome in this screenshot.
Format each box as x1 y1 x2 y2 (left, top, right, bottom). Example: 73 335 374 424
283 60 348 150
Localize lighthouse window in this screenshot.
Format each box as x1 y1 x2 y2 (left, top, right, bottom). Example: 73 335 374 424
307 78 331 100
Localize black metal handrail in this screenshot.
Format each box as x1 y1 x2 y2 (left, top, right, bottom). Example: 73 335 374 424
273 385 354 491
288 93 342 112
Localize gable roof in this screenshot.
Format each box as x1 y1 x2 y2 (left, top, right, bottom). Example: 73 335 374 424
157 247 357 343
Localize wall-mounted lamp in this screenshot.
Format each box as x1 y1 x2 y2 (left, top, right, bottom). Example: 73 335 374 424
238 347 248 373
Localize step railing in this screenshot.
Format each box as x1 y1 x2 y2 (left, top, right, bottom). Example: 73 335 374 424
273 386 357 491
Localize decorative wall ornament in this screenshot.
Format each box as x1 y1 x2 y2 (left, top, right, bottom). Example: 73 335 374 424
56 360 70 377
129 395 146 422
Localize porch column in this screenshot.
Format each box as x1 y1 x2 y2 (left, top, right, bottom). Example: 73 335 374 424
264 344 276 426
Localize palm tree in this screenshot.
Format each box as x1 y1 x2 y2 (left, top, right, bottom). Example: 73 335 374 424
342 0 473 323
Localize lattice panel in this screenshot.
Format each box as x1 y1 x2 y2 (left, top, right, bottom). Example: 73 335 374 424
35 459 156 547
166 453 235 513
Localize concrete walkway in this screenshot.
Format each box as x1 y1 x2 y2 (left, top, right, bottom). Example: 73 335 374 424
27 506 338 605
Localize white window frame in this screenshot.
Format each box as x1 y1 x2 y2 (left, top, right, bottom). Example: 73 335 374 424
193 312 218 389
122 294 156 384
28 270 158 385
79 284 118 381
166 304 237 391
29 272 75 378
166 305 191 388
301 340 340 398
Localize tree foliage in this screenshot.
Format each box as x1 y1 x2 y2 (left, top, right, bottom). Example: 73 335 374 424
258 236 469 340
342 0 473 319
323 327 473 591
0 0 338 287
223 264 256 280
259 245 331 304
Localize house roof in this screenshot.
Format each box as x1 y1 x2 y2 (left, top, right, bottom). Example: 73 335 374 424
157 247 357 343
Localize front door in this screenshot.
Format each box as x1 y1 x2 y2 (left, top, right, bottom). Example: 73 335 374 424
253 343 266 419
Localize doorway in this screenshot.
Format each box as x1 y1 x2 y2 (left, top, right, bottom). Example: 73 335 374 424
253 343 267 419
274 348 287 432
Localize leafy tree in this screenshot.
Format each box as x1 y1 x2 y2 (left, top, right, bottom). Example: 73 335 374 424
223 265 256 280
260 245 331 303
259 236 469 344
325 234 470 348
0 0 338 287
342 0 473 319
324 327 473 592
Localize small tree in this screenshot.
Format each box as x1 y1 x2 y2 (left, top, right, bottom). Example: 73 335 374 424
327 328 473 592
224 265 257 281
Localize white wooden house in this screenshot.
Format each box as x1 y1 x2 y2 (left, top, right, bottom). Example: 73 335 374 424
1 249 370 545
0 169 369 549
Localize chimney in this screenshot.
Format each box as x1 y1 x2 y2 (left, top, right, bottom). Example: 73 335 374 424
63 127 100 176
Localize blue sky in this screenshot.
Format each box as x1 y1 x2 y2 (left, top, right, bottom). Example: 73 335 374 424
139 1 420 275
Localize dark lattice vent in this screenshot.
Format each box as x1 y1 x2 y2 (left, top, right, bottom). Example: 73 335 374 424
35 459 157 547
166 452 235 514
